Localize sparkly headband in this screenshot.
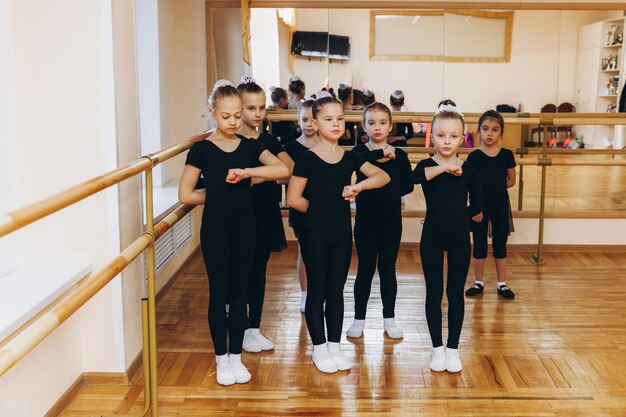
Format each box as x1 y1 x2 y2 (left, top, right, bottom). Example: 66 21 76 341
213 79 234 91
435 103 463 117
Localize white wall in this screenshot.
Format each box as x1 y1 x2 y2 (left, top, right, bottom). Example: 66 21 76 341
291 9 621 112
0 0 124 415
251 8 281 94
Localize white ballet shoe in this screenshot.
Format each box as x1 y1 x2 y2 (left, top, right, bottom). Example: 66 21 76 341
215 354 236 386
228 354 252 384
250 329 274 351
346 319 365 338
383 318 404 339
430 346 446 372
242 328 262 353
445 347 462 373
312 343 338 374
300 292 307 313
328 342 350 371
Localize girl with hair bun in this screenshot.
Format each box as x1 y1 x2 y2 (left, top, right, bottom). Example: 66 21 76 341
287 76 306 109
287 96 390 374
178 80 288 386
268 85 298 144
388 90 414 147
236 76 294 354
411 101 482 374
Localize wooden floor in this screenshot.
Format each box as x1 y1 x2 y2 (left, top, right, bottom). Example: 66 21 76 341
59 247 626 416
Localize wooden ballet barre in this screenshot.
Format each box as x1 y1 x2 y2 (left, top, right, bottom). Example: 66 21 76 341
0 203 194 378
0 132 208 239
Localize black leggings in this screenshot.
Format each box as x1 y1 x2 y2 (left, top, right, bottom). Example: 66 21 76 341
247 244 271 329
353 220 402 319
420 234 470 349
300 229 352 345
201 224 255 356
472 218 508 259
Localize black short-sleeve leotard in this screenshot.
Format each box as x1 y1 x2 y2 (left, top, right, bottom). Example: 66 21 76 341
292 150 366 236
466 148 516 235
284 140 311 232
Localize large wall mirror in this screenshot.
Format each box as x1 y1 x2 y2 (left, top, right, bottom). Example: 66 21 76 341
371 10 513 62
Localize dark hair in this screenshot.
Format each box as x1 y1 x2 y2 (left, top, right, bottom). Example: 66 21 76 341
312 96 343 119
390 90 405 107
270 87 288 104
338 84 353 103
478 109 505 133
432 98 465 127
352 89 364 106
299 99 315 113
327 87 336 99
208 83 241 108
237 81 264 95
363 102 392 124
289 77 306 95
362 89 376 106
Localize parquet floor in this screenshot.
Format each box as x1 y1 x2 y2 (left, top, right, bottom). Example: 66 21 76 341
58 247 626 416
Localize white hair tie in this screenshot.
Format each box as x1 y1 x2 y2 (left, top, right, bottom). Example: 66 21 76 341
290 75 301 82
313 90 332 100
435 103 463 117
392 90 404 99
269 86 277 92
241 75 256 84
213 79 233 91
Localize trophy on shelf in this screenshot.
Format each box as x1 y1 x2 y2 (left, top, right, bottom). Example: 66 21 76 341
610 25 617 45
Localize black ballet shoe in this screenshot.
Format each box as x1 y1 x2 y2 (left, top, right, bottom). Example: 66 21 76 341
465 283 484 296
497 284 515 299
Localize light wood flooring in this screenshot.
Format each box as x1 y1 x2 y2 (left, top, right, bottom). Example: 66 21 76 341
58 247 626 416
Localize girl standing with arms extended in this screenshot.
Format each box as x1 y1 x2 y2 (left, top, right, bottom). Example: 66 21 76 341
236 76 294 352
178 81 288 386
283 99 319 313
346 103 413 340
464 110 516 299
287 97 389 374
412 103 482 373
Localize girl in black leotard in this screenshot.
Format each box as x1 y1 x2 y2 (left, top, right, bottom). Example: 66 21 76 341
464 110 517 300
282 100 319 313
347 102 413 340
411 103 482 374
236 76 294 354
287 97 390 374
178 81 288 387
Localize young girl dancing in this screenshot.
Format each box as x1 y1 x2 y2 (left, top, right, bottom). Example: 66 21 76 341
236 76 294 352
346 102 414 340
178 81 288 386
412 103 482 373
287 96 390 373
465 110 516 299
283 99 319 313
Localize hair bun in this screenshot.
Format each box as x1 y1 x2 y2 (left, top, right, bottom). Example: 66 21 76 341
435 103 463 117
269 86 277 92
213 79 234 91
363 89 373 97
392 90 404 99
339 83 346 89
241 75 256 84
290 75 301 83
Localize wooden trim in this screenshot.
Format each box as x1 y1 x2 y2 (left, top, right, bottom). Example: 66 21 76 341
44 374 85 417
236 2 626 10
398 242 626 251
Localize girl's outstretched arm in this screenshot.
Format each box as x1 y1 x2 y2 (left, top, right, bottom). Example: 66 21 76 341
226 149 289 183
343 162 390 200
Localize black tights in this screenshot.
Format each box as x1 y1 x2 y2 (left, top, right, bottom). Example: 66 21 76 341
419 234 470 349
247 245 271 329
353 220 401 319
201 225 255 356
300 230 352 345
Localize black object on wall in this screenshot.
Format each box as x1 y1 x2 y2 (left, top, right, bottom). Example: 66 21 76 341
291 31 350 60
329 35 350 60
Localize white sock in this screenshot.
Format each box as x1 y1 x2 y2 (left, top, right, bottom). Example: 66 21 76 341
445 347 462 373
346 319 365 338
242 328 262 353
383 317 404 339
327 341 350 371
215 354 236 386
430 346 446 372
497 281 506 287
300 291 307 313
249 328 274 350
228 353 251 383
312 343 338 373
475 280 485 286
